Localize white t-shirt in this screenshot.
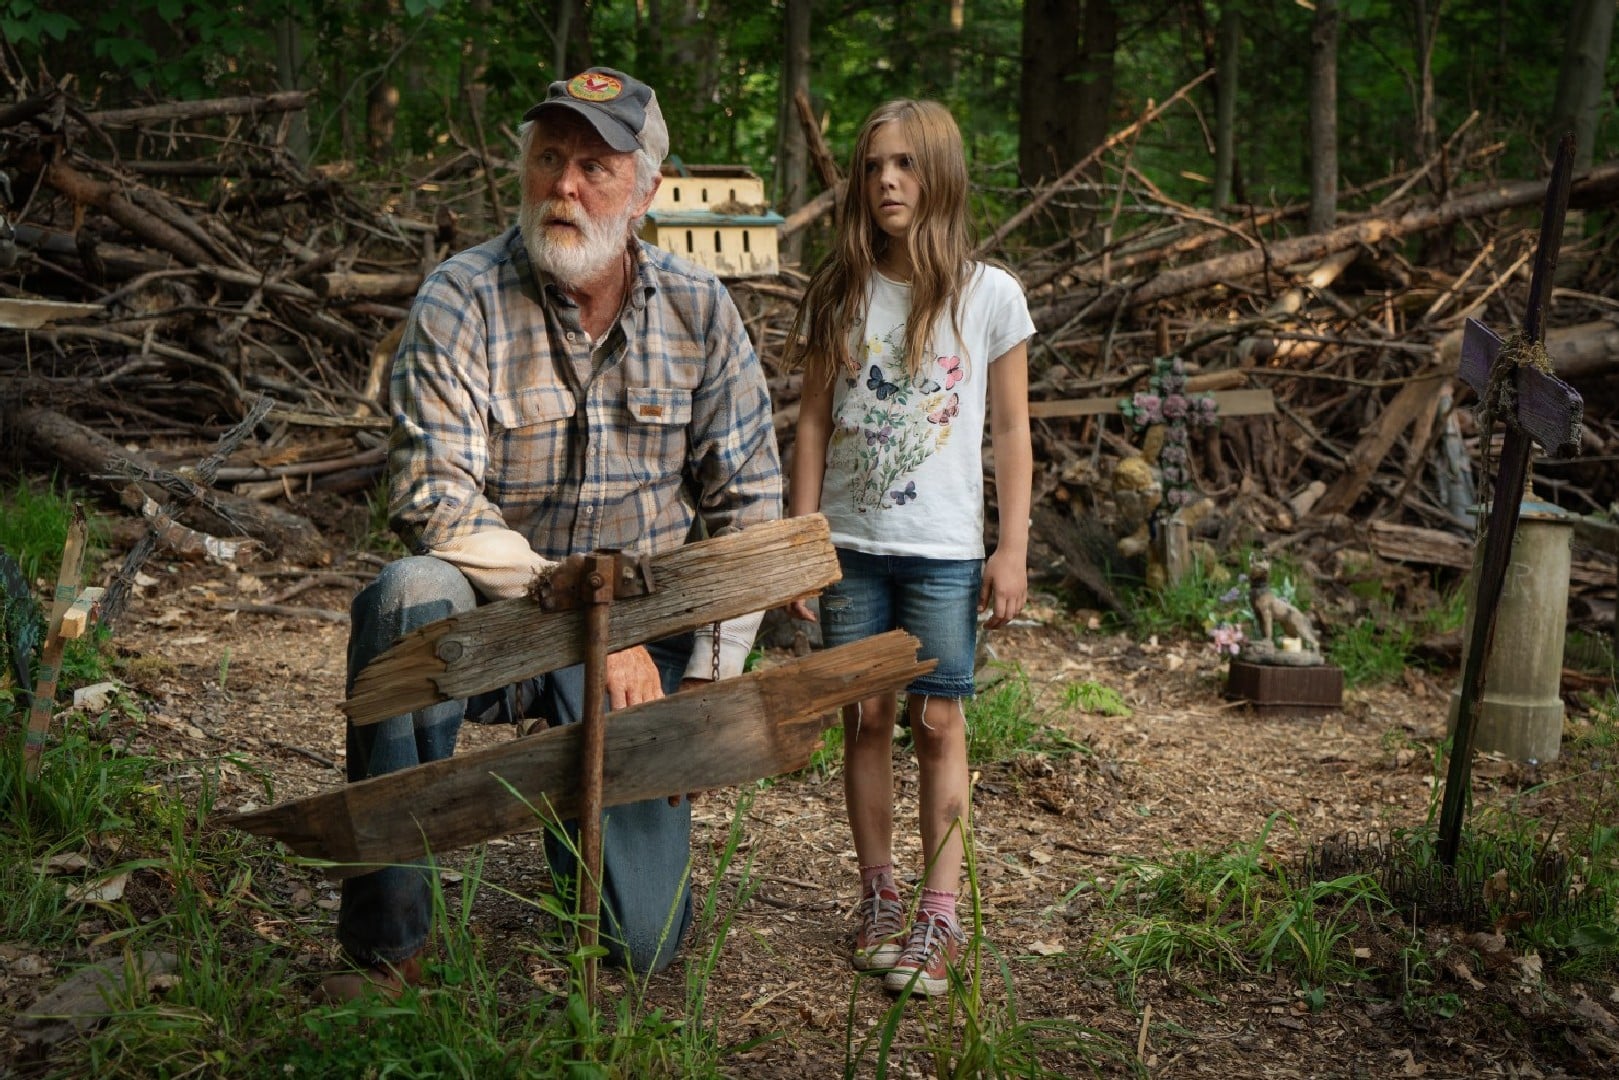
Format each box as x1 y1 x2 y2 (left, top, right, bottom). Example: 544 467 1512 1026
819 263 1035 559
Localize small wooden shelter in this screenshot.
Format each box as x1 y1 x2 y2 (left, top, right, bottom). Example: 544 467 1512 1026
640 163 784 278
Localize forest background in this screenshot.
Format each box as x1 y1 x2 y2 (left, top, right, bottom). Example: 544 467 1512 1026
6 0 1615 268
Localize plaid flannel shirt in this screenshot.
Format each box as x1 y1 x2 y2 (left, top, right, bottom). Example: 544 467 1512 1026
389 229 782 568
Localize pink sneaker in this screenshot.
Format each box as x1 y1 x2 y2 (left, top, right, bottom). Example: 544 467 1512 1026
852 885 906 971
882 913 965 996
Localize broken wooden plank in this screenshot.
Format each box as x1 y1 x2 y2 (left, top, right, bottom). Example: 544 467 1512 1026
58 587 104 641
1312 370 1447 517
227 630 932 873
1028 387 1275 420
344 515 840 727
0 298 103 330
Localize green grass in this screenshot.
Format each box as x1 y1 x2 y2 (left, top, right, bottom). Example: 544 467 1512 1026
1329 616 1416 686
1095 815 1387 1005
1 478 115 694
0 475 105 588
966 664 1089 765
361 477 407 557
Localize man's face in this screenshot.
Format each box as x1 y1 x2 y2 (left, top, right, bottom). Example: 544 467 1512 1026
519 112 654 287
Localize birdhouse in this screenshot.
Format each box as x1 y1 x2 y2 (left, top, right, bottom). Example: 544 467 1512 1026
640 164 784 278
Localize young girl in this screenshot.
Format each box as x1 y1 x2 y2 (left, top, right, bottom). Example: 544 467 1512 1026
787 99 1034 997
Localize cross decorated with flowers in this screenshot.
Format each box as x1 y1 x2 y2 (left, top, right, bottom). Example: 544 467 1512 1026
1118 357 1221 512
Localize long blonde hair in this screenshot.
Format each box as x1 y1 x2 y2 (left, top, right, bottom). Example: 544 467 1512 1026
787 99 974 383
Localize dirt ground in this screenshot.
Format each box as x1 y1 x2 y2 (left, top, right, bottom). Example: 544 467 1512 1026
7 540 1619 1078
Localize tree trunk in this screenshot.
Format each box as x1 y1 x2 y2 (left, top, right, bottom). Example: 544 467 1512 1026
1075 0 1119 179
1551 0 1617 171
459 0 492 127
273 16 310 165
1213 6 1240 210
1411 0 1439 163
1018 0 1083 185
1307 0 1340 234
364 0 402 162
776 0 812 268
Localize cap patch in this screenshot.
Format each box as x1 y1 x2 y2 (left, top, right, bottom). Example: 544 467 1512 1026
568 72 624 102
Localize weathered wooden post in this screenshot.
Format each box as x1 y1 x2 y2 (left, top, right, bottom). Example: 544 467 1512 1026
23 507 97 781
1440 133 1585 866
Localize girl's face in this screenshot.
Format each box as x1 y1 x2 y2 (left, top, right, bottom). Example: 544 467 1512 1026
864 122 920 242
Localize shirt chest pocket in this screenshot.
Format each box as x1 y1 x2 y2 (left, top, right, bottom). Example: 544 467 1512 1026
622 386 693 481
487 386 576 500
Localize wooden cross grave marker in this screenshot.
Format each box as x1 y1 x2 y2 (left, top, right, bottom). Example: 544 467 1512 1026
1031 370 1275 586
224 515 935 996
1440 133 1585 867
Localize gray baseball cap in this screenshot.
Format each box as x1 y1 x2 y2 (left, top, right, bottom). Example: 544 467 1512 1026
523 67 653 153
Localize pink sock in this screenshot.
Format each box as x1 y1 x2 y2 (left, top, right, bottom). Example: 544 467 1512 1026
920 887 958 926
860 863 896 897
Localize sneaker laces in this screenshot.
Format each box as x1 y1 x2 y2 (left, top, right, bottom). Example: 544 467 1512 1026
861 887 905 944
900 912 961 965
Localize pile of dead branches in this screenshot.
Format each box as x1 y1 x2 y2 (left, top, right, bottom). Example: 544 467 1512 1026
0 83 1614 632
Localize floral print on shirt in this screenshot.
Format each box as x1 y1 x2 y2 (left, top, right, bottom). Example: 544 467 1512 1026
828 324 969 512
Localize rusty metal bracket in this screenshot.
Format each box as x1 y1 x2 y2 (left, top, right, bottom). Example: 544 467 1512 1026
530 551 655 612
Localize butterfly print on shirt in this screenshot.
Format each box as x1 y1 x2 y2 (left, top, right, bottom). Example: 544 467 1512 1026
927 393 960 425
867 365 901 400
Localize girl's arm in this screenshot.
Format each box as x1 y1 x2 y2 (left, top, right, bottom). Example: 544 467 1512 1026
788 366 836 619
982 339 1032 629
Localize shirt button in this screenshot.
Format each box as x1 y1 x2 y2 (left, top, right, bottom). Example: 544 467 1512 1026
584 506 595 516
566 332 576 342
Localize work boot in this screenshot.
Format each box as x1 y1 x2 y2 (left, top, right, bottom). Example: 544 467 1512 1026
315 952 424 1004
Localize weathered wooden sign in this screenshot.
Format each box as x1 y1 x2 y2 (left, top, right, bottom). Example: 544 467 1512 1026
225 629 933 872
343 515 842 727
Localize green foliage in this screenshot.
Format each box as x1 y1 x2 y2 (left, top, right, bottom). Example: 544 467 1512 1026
800 722 846 781
8 0 1611 259
361 478 405 557
965 665 1087 765
1329 616 1416 687
0 0 77 46
0 476 102 590
1063 679 1131 718
0 478 113 695
1097 815 1386 1005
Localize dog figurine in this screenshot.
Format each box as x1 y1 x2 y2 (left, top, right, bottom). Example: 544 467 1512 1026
1248 560 1319 653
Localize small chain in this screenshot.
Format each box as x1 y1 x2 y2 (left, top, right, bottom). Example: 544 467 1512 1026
711 620 722 682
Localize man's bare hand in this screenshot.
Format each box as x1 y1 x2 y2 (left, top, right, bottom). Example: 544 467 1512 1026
605 646 663 710
788 597 818 622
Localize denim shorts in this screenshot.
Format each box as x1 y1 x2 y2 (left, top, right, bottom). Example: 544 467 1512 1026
819 547 982 698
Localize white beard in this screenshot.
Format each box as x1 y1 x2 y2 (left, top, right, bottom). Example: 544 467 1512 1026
520 198 634 287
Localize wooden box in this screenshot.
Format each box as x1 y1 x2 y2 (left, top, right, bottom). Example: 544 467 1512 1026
1224 660 1344 717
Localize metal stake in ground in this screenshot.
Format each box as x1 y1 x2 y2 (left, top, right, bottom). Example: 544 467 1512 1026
577 552 617 1004
1440 132 1585 866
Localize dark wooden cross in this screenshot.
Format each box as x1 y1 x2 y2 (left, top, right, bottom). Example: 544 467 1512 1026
1440 133 1585 866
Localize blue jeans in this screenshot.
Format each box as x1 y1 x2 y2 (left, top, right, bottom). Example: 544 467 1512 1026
339 555 695 974
818 548 982 698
